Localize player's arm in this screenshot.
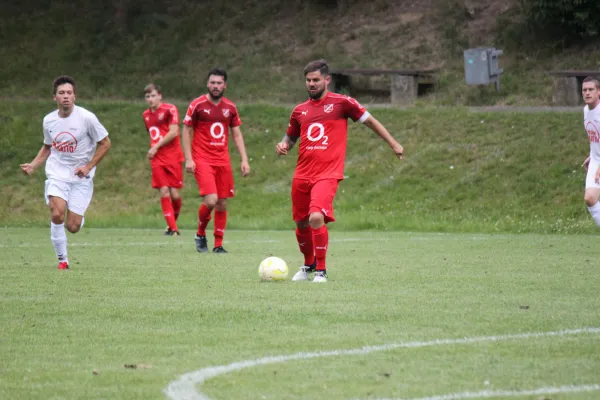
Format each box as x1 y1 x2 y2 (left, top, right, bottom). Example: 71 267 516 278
275 134 299 155
148 124 179 159
363 115 403 159
182 124 195 173
231 126 250 177
74 137 111 178
583 156 591 170
20 144 51 175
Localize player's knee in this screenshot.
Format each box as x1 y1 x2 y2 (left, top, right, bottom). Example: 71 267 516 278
308 212 325 228
66 223 81 233
50 209 64 224
159 187 170 197
584 192 599 207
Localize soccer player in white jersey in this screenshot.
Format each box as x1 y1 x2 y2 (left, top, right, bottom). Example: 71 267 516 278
20 76 112 270
581 76 600 227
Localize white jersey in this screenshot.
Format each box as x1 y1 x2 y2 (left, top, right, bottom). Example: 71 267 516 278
584 104 600 161
43 106 109 182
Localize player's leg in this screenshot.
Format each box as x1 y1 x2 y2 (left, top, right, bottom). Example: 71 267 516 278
170 187 182 222
211 165 235 253
169 163 184 223
213 198 228 253
45 180 69 269
308 179 340 283
584 158 600 227
194 163 217 252
65 178 94 234
585 189 600 226
159 186 179 235
152 165 179 235
291 178 316 281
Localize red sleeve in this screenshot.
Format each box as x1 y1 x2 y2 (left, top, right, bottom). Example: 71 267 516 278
286 110 300 137
183 103 195 126
168 105 179 125
230 106 242 128
344 96 367 122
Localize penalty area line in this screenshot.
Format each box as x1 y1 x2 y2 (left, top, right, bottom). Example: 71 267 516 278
164 327 600 400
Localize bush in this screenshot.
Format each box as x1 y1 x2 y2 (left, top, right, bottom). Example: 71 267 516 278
522 0 600 44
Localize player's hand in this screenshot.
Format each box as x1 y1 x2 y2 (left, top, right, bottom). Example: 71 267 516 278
74 165 91 179
275 142 289 155
20 163 35 176
147 146 158 160
582 156 591 170
392 143 404 159
185 159 196 173
241 161 250 177
595 165 600 184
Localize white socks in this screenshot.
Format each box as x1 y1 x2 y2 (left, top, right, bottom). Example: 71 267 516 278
588 202 600 227
50 222 68 263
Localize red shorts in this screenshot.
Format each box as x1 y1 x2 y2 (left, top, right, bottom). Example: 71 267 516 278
194 163 235 198
291 178 340 223
151 163 183 189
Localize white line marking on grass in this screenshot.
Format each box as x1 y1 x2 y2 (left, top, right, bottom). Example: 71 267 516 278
378 384 600 400
163 327 600 400
0 237 391 248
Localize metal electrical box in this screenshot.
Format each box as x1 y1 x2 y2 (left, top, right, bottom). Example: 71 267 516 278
464 47 504 91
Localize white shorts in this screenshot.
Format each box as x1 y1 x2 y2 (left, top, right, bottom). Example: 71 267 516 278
44 178 94 216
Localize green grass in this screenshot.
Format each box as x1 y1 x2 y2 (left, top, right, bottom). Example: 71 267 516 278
1 228 599 399
0 101 595 233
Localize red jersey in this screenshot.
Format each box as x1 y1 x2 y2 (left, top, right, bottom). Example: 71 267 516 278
183 95 242 166
286 92 369 180
142 103 184 166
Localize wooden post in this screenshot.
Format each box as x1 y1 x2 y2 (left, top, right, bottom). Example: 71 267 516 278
391 75 418 106
552 76 580 106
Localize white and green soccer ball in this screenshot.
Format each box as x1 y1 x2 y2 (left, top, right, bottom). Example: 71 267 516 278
258 256 289 281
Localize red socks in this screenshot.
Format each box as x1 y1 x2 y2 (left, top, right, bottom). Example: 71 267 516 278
197 204 211 236
296 226 315 266
214 210 227 248
172 198 182 221
312 225 328 271
160 197 178 231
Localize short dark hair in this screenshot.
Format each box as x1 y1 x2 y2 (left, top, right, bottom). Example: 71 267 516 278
583 76 600 90
144 83 162 95
303 59 329 76
207 68 227 82
53 75 76 95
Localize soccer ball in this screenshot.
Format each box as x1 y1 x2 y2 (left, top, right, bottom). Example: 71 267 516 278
258 256 289 281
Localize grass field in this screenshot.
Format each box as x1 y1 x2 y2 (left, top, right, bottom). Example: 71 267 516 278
1 228 600 399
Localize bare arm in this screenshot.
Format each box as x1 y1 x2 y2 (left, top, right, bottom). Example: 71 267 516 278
231 126 250 176
275 134 299 155
74 137 112 178
182 125 195 173
363 115 403 159
148 124 179 159
20 144 51 175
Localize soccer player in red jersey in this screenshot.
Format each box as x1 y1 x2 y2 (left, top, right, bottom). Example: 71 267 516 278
142 84 185 236
182 68 251 253
275 59 404 282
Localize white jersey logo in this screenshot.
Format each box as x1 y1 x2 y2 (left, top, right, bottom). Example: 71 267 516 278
301 110 308 116
324 104 334 113
222 109 230 117
203 109 211 115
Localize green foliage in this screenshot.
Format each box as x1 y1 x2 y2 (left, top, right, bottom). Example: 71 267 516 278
505 0 600 47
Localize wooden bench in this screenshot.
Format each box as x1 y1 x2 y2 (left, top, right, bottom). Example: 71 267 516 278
329 68 438 106
549 70 600 106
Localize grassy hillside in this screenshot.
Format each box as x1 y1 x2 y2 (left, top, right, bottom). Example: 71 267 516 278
0 101 593 233
1 0 599 105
